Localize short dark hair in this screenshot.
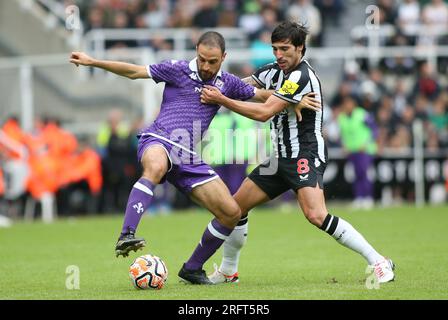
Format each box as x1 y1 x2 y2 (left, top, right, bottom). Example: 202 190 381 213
271 21 309 56
197 31 226 53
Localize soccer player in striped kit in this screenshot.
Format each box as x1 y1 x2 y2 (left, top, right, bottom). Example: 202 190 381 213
201 21 395 284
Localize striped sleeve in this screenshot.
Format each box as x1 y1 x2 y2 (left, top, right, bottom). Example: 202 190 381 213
273 70 311 104
252 63 276 89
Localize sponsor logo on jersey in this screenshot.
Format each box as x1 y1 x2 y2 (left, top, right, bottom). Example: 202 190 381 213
299 174 309 181
278 80 299 95
190 72 198 80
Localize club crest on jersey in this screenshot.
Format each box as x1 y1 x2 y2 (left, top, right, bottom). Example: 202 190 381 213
278 80 299 95
215 79 224 90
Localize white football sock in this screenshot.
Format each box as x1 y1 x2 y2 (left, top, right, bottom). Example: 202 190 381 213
321 214 384 265
219 217 248 275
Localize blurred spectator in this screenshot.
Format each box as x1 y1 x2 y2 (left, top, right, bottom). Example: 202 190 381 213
382 33 417 75
396 0 420 45
106 11 137 48
57 136 103 215
341 61 362 99
85 7 106 32
419 0 448 47
217 0 239 27
168 0 196 28
250 29 274 69
96 110 135 213
411 61 440 101
96 109 129 157
376 0 398 25
192 0 219 28
399 105 416 129
359 68 390 113
126 0 147 28
141 0 169 29
414 94 430 122
331 81 354 110
391 79 410 115
388 124 412 152
376 96 400 140
315 0 344 27
288 0 322 46
0 167 4 198
426 126 441 152
429 94 448 147
322 103 341 148
0 118 29 210
338 96 378 209
238 1 264 36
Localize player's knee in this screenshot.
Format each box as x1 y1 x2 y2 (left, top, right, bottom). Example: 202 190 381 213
142 161 167 183
304 209 326 227
221 203 242 227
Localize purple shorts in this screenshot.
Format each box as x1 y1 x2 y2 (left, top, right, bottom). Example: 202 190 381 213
137 134 219 194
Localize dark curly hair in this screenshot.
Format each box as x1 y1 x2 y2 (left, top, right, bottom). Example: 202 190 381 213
271 21 309 57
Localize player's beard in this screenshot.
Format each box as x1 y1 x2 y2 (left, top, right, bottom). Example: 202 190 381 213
199 70 214 82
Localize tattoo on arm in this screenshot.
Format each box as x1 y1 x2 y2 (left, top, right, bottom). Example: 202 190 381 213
242 76 262 89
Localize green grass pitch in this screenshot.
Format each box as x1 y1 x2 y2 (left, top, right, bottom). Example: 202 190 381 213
1 205 448 300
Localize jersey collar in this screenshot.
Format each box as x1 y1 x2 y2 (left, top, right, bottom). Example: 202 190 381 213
189 58 223 82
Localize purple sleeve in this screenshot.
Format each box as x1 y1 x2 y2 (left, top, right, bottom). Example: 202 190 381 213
226 74 256 101
149 60 179 84
365 113 378 139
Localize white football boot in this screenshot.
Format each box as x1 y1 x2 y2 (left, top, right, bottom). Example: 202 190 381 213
208 263 239 284
373 258 395 283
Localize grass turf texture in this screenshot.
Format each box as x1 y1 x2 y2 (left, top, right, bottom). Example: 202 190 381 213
1 205 447 300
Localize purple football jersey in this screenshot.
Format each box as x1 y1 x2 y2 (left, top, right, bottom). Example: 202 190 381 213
139 59 256 153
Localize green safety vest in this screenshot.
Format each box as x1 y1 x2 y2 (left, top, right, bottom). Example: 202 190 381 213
96 123 130 148
338 107 377 155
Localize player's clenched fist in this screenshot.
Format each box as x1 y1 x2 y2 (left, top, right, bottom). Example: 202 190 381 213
201 85 224 104
70 52 95 67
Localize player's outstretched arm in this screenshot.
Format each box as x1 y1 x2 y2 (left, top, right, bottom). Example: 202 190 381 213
202 86 321 122
70 52 150 80
201 85 287 122
241 76 273 102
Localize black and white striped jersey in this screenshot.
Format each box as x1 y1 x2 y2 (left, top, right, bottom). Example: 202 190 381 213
252 60 326 162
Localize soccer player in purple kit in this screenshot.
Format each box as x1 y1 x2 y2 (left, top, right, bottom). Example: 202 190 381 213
70 31 282 284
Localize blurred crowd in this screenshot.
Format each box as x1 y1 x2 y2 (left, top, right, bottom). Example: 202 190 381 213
58 0 346 48
374 0 448 49
324 0 448 154
324 60 448 154
0 117 102 220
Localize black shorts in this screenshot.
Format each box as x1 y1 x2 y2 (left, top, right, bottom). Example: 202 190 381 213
248 153 327 200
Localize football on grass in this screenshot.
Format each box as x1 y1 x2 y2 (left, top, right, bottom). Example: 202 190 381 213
129 254 168 290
